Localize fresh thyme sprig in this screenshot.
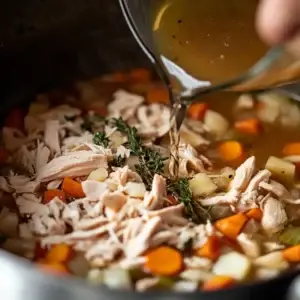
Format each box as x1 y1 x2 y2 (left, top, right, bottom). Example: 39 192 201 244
112 117 167 188
93 132 110 148
167 178 211 223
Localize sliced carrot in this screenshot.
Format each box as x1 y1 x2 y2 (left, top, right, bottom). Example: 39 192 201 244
234 118 261 135
62 177 85 198
195 235 221 261
202 276 234 291
145 246 183 276
37 262 70 276
146 86 170 104
218 141 244 161
246 208 263 221
5 109 24 130
187 103 208 121
45 244 73 263
215 213 248 240
282 143 300 156
282 245 300 262
43 189 66 204
129 68 152 83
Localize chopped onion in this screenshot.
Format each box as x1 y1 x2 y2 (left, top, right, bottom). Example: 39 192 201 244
212 252 251 280
125 182 146 198
88 168 108 182
265 156 295 186
254 251 289 270
204 110 229 136
103 268 132 290
180 125 209 148
189 173 218 197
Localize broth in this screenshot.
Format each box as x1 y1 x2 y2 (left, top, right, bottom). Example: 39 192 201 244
151 0 268 86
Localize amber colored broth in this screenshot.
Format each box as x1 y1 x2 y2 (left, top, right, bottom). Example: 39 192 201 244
151 0 268 86
200 92 300 168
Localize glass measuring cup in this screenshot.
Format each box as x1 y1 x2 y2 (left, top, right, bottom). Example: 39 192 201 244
119 0 300 127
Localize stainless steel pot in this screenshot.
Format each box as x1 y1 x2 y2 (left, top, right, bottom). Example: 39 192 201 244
0 1 300 299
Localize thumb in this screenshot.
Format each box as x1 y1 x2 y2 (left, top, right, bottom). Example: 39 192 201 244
256 0 300 45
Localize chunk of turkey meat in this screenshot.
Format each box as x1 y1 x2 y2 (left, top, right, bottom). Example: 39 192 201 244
36 151 107 182
143 174 167 210
261 196 287 234
44 120 61 154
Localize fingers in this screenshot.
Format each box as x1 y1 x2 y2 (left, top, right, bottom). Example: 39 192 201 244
256 0 300 45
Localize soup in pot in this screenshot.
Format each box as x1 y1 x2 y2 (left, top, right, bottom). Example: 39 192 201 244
1 69 300 291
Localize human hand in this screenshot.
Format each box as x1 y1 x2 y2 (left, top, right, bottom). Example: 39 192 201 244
256 0 300 51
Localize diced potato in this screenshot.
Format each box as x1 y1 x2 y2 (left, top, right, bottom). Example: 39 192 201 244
236 94 255 110
255 268 280 280
180 126 209 148
173 281 198 292
212 252 251 280
88 168 108 182
103 268 132 289
256 93 281 123
254 251 289 270
204 110 229 136
265 156 295 186
125 182 146 198
180 269 213 282
189 173 218 197
87 269 104 285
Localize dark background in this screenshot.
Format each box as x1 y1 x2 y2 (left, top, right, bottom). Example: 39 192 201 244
0 0 149 112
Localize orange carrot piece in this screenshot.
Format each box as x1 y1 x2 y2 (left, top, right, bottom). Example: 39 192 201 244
62 177 85 198
45 244 72 263
282 143 300 156
215 213 248 240
187 103 208 121
146 86 170 104
202 276 234 291
145 246 183 276
43 189 66 204
37 262 70 276
5 109 24 130
246 208 263 221
234 118 261 135
195 235 221 261
282 245 300 262
129 68 152 83
218 141 244 161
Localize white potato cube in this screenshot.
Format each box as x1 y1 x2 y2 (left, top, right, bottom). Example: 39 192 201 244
212 252 251 280
88 168 108 182
125 182 146 198
189 173 218 197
